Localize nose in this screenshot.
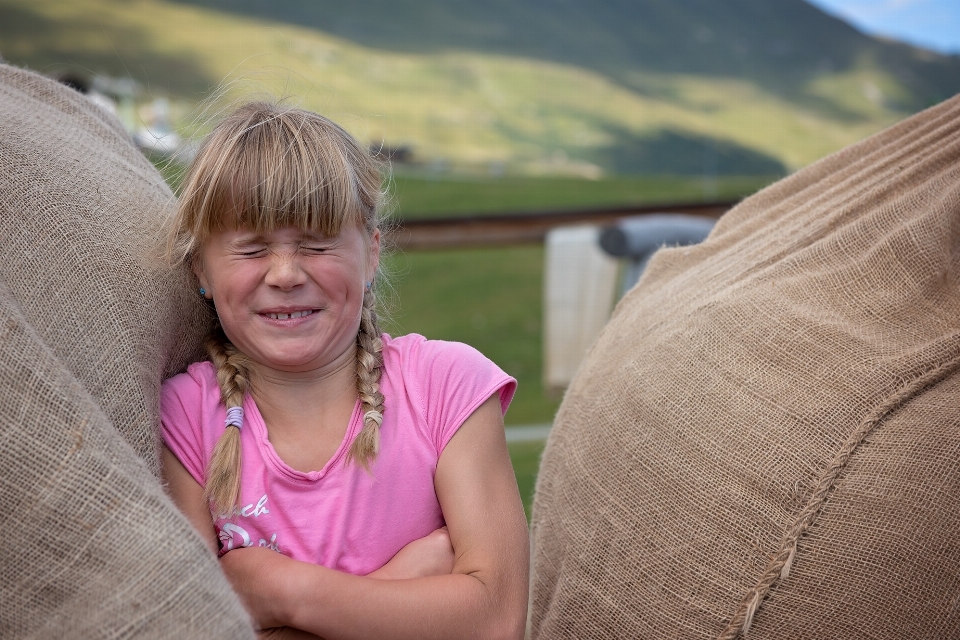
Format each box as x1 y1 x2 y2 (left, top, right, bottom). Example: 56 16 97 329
264 248 306 291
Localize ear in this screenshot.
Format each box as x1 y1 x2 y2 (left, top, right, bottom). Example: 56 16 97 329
191 254 212 298
366 228 381 282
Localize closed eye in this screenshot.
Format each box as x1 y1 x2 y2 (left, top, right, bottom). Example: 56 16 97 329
234 245 268 257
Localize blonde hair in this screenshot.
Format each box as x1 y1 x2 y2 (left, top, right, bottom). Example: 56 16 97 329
169 102 387 514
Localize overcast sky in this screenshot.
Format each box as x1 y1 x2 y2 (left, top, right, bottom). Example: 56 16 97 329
806 0 960 55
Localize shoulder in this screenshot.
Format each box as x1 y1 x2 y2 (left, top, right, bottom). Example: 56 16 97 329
161 360 218 409
162 359 217 391
382 333 495 372
160 360 220 484
382 333 517 418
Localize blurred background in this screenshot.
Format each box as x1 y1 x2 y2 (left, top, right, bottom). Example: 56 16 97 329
3 0 958 515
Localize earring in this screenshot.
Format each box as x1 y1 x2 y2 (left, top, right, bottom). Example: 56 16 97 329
199 287 206 296
365 281 372 291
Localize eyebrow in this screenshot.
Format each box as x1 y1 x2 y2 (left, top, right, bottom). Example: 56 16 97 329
300 233 337 243
225 231 338 247
225 233 267 247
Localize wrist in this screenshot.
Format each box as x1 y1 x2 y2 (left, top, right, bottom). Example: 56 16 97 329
224 547 303 630
265 553 301 627
271 554 324 630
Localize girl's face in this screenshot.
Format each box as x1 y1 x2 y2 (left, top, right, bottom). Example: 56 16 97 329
194 223 380 374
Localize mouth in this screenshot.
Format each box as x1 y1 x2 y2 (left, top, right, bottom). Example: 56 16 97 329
262 309 317 320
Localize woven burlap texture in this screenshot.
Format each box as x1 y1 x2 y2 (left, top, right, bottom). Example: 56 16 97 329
531 92 960 639
0 63 254 638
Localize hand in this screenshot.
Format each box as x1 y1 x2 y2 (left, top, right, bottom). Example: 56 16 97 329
220 546 293 630
369 527 455 580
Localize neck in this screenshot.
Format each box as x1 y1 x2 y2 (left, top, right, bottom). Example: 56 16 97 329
243 345 361 473
247 345 358 422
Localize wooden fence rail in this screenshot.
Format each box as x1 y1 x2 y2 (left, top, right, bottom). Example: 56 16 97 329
391 199 737 250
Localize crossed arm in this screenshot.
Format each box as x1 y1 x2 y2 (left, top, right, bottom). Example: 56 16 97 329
161 395 530 640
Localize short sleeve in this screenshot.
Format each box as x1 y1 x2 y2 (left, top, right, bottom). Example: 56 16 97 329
386 334 517 454
160 364 212 486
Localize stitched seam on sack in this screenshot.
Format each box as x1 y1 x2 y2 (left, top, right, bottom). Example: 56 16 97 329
716 337 960 639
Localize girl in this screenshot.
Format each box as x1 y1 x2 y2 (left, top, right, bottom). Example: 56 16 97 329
160 102 529 639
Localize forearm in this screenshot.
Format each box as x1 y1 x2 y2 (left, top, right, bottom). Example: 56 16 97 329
224 397 530 640
276 558 526 640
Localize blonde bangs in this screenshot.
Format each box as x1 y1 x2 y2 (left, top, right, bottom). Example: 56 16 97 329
171 102 383 263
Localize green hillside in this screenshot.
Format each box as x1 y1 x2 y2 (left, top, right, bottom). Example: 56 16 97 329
168 0 960 110
2 0 956 177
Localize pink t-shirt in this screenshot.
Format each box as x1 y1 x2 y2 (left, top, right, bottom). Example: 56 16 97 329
161 333 516 575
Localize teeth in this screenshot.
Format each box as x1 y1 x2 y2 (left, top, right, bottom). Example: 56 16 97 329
267 310 314 320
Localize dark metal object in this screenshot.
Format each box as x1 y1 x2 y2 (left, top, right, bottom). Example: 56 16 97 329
599 213 716 293
392 200 734 250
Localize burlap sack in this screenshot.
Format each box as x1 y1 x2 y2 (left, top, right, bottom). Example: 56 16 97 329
0 64 254 638
531 93 960 639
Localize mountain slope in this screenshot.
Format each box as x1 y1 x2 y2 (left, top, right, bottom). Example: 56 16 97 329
0 0 956 176
167 0 960 110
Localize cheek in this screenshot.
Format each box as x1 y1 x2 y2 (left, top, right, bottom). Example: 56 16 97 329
318 261 365 292
209 268 260 310
214 259 258 286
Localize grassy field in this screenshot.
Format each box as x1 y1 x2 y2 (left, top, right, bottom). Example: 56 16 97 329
377 172 773 426
390 173 775 218
381 244 552 425
381 174 773 517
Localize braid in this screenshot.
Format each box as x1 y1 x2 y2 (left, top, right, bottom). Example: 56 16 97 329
349 287 385 470
204 326 253 514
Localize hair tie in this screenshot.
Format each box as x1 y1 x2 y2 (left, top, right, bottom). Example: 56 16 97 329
363 409 383 427
225 406 244 430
